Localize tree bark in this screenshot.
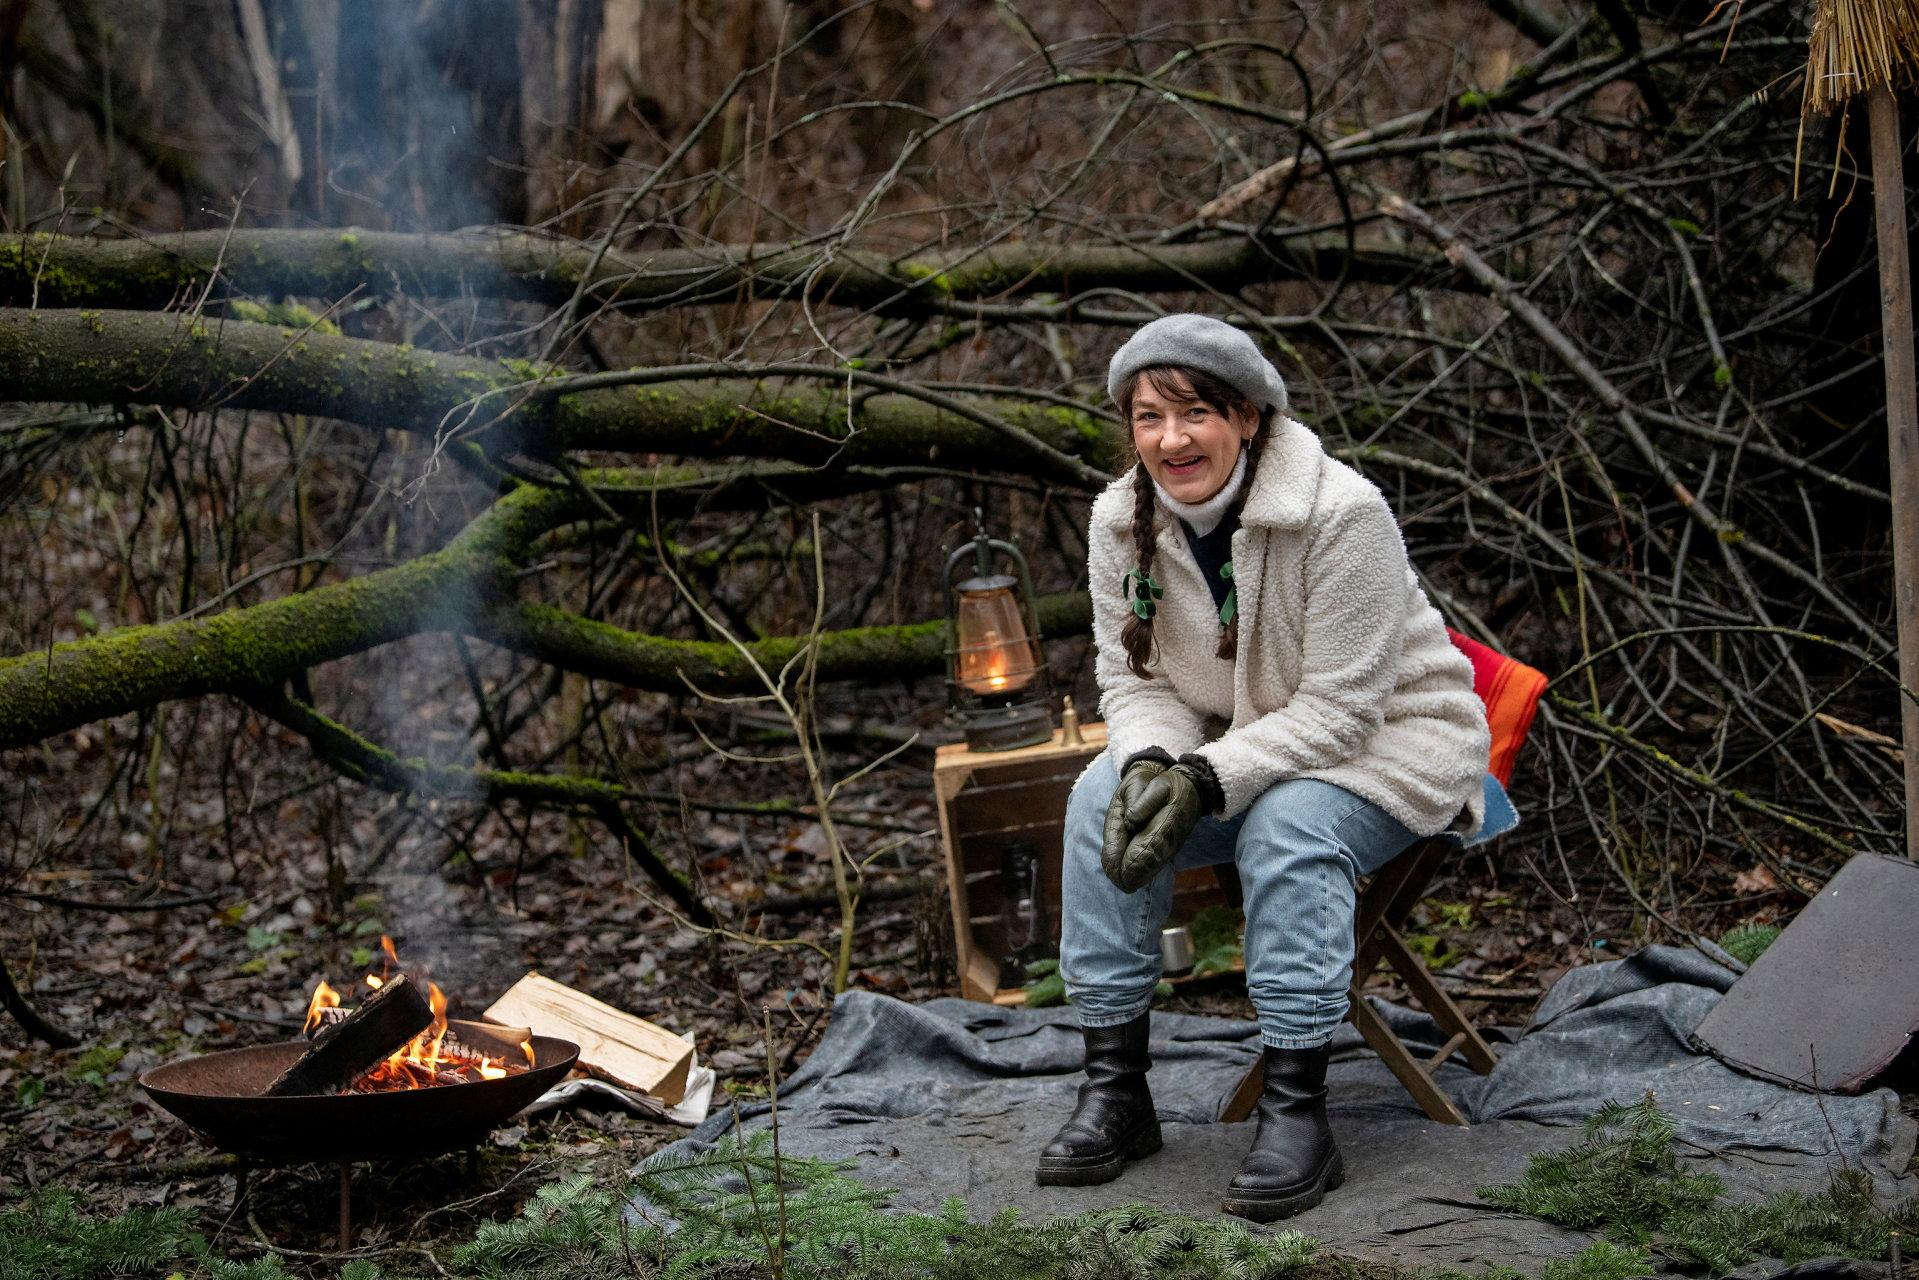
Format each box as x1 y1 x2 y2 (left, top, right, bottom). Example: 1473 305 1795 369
0 227 1457 312
0 308 1122 476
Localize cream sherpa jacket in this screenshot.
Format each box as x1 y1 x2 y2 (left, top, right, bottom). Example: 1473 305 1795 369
1089 414 1490 837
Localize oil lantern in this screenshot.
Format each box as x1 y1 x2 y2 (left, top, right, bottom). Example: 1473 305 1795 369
946 510 1052 752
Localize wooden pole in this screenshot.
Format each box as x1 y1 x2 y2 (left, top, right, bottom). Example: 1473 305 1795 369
1868 82 1919 858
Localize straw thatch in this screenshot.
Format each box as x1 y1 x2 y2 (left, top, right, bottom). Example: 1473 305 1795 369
1805 0 1919 112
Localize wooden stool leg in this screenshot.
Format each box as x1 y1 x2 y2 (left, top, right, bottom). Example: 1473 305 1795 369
1347 993 1470 1126
1376 924 1498 1074
1221 1049 1264 1123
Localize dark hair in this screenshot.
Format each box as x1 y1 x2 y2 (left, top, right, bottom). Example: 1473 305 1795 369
1113 364 1276 680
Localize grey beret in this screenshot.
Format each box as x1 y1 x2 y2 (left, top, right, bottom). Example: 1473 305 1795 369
1105 314 1288 414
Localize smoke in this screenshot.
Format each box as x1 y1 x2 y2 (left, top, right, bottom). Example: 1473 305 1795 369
281 0 526 229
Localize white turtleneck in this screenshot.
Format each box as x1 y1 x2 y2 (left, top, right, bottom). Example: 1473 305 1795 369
1152 447 1248 536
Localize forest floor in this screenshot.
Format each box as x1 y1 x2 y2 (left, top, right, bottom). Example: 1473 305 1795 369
0 715 1800 1278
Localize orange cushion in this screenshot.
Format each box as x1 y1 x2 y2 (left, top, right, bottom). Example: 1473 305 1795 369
1446 629 1547 787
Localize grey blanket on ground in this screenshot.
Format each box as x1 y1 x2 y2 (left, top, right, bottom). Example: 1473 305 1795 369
640 946 1914 1273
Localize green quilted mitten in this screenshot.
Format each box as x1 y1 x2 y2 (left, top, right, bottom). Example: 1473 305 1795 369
1101 757 1168 890
1114 763 1205 893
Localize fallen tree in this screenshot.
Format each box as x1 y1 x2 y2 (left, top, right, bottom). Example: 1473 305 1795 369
0 227 1456 314
0 309 1122 481
2 0 1908 984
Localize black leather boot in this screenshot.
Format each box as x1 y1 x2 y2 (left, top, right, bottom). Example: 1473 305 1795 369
1220 1045 1342 1221
1035 1013 1161 1186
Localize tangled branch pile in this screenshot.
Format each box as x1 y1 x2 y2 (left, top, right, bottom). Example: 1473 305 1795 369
0 0 1903 969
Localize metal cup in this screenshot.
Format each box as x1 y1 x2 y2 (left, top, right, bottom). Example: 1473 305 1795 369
1160 925 1195 978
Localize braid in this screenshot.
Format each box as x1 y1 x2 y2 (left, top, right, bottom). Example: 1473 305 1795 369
1120 461 1160 680
1215 407 1276 662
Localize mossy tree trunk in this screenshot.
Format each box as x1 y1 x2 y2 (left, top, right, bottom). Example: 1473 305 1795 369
0 228 1456 312
0 308 1123 477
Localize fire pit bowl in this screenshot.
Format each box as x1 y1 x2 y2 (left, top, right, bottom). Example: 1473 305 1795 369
139 1020 580 1163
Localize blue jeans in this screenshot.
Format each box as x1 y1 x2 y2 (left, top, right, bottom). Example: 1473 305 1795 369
1059 754 1420 1050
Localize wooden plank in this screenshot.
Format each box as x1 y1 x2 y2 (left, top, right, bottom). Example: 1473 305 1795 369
1353 839 1448 979
936 725 1104 1003
1868 81 1919 859
1352 841 1429 966
936 745 986 999
1348 993 1469 1126
484 973 691 1102
933 722 1107 774
952 783 1078 838
961 945 1001 1004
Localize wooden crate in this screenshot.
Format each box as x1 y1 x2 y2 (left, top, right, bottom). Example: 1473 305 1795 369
935 722 1230 1003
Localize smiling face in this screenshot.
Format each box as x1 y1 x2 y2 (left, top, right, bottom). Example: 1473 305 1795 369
1124 367 1260 504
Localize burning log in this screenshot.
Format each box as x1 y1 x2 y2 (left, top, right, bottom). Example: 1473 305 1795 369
264 973 433 1097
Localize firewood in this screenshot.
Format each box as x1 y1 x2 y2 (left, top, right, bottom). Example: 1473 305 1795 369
484 973 691 1102
265 973 432 1097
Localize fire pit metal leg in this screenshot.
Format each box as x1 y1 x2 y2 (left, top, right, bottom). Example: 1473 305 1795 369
338 1163 352 1253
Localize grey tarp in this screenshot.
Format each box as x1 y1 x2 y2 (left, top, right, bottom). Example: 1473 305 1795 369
639 947 1914 1273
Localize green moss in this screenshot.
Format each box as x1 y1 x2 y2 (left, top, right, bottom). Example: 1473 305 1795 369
228 297 341 336
496 355 551 383
66 1045 125 1086
1458 89 1492 110
1043 402 1111 449
895 259 956 295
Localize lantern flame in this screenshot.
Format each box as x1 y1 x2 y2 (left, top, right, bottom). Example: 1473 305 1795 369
953 586 1038 697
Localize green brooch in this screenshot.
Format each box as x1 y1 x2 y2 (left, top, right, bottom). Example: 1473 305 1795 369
1123 568 1163 620
1218 560 1237 627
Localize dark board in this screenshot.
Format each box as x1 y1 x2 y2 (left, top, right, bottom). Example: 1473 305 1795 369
1692 852 1919 1093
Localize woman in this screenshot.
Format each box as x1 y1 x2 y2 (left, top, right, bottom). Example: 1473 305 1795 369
1035 314 1489 1222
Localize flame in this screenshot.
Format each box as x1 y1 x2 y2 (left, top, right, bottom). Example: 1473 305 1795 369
418 982 449 1066
303 980 341 1034
978 629 1009 689
297 941 535 1092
